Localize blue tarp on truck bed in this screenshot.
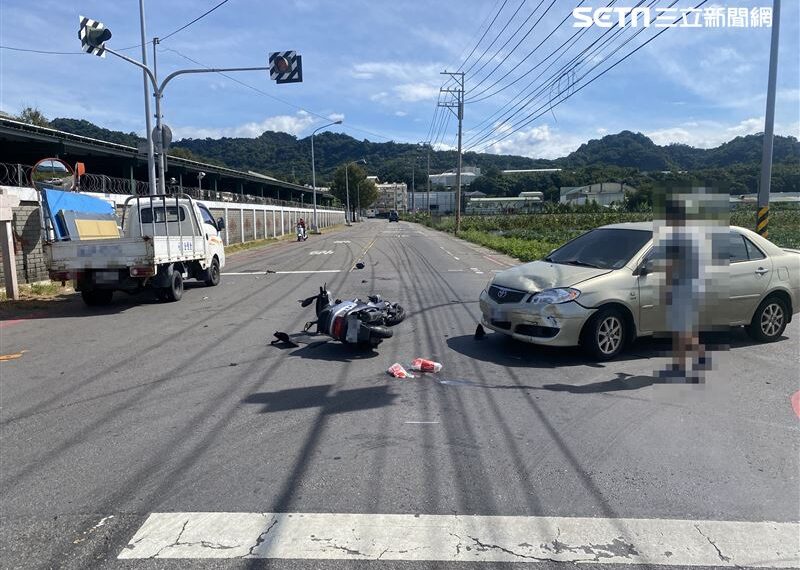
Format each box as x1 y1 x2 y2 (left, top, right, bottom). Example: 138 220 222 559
41 188 117 240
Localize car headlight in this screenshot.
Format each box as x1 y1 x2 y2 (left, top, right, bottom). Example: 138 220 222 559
530 288 581 304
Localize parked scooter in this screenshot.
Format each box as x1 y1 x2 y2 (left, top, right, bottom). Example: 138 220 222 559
299 284 406 348
296 223 308 241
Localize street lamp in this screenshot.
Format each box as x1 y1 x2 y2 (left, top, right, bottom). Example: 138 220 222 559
197 171 205 194
345 159 366 226
311 119 342 233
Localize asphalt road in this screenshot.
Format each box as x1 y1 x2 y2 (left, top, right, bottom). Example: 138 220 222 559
1 219 798 569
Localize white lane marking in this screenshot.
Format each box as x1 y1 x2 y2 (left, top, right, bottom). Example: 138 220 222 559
446 269 465 273
470 267 485 275
223 270 342 276
119 512 799 565
334 240 351 244
309 250 334 255
404 421 439 424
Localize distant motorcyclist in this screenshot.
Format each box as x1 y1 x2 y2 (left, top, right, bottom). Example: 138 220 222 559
296 218 307 241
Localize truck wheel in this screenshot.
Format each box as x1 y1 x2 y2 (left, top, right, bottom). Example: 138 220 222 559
204 257 221 287
81 289 113 307
164 271 184 302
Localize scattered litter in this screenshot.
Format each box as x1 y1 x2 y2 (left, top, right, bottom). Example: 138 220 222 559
355 262 365 270
0 350 27 362
361 280 368 284
202 296 209 300
411 358 442 373
474 324 486 340
271 331 299 348
266 270 276 274
388 363 415 378
229 362 238 367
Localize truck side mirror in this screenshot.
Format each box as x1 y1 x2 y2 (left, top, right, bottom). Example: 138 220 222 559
217 217 226 230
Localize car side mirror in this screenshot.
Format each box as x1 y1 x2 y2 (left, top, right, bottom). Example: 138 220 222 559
636 258 655 276
217 217 226 230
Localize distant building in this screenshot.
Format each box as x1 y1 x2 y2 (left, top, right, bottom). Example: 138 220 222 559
429 166 481 188
371 179 408 213
409 190 486 214
560 182 636 206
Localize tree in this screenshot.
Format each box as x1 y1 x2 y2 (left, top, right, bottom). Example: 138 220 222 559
356 178 378 210
18 106 50 127
330 163 368 208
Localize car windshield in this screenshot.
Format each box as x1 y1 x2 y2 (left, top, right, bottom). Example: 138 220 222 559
545 228 652 270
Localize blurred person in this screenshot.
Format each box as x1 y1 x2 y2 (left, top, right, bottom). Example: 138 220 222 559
654 192 712 382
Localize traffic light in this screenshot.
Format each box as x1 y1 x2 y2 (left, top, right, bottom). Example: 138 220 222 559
269 51 303 84
79 16 112 57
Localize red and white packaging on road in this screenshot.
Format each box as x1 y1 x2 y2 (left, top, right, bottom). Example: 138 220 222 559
387 363 415 378
411 358 442 373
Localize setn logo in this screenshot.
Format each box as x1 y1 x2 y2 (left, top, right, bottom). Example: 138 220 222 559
572 7 653 28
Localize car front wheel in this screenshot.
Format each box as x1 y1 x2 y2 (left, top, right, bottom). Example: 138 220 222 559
746 296 787 342
581 307 627 360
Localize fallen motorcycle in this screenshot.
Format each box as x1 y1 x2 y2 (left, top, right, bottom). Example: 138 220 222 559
299 284 406 348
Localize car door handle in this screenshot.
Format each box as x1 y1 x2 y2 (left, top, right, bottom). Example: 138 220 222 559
755 267 769 275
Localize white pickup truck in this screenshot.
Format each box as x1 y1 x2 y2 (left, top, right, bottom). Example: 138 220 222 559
44 194 226 306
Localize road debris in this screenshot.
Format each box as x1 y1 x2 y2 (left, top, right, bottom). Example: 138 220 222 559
271 331 299 348
411 358 442 373
0 350 27 362
474 324 486 340
388 363 415 378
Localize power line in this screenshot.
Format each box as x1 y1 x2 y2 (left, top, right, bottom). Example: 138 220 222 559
0 45 82 55
471 0 708 153
464 0 655 147
455 0 510 72
466 0 556 94
159 0 232 42
461 0 528 77
465 0 589 103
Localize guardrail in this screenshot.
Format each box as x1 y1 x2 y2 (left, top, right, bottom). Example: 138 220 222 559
0 161 315 209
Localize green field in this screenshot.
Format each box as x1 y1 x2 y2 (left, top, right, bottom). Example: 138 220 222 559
406 206 800 262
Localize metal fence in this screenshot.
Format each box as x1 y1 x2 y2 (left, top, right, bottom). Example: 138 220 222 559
0 161 315 209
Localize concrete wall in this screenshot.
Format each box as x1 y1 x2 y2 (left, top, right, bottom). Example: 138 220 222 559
0 186 346 286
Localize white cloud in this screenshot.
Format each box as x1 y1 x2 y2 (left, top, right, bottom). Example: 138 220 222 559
480 125 585 159
175 111 316 139
370 92 389 102
394 111 408 117
351 62 442 82
393 83 439 103
646 117 799 148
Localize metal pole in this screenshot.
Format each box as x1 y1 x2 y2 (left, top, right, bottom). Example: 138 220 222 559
345 165 351 225
153 38 166 194
455 74 464 234
311 132 318 231
138 0 157 196
758 0 781 239
427 146 431 216
411 158 415 213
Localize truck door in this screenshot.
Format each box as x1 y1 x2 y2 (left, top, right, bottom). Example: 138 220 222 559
198 204 225 266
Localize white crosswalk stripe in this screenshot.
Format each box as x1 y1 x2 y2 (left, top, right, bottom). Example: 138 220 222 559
118 512 799 565
309 250 334 255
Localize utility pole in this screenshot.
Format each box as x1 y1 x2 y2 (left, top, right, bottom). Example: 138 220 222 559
411 159 415 213
758 0 781 239
427 144 431 216
439 71 464 234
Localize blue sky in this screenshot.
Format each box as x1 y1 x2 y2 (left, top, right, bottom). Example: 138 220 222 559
1 0 798 159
